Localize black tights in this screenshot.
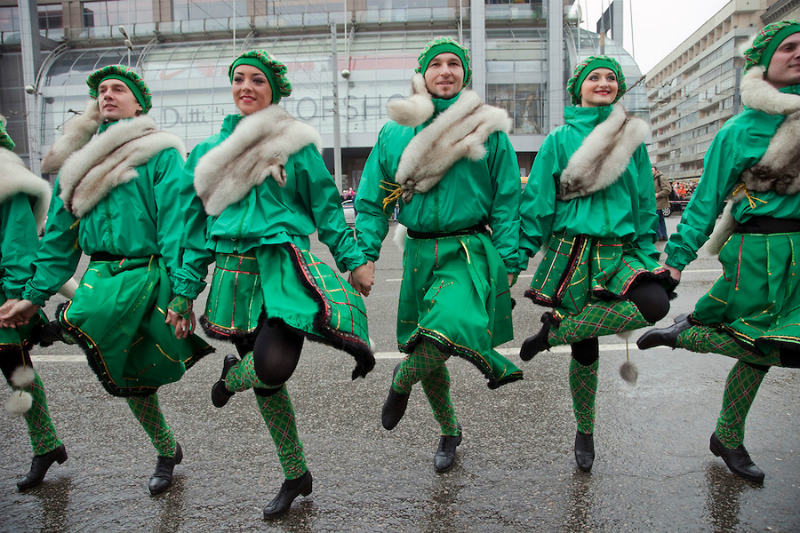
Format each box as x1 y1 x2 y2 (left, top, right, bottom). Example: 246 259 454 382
233 321 305 388
571 282 670 367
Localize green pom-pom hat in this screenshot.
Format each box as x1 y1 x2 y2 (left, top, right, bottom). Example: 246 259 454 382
229 50 293 104
566 55 626 106
415 36 472 87
86 65 152 114
744 20 800 71
0 115 15 151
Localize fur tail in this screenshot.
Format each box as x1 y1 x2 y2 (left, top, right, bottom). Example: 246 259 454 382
703 201 737 256
393 224 408 253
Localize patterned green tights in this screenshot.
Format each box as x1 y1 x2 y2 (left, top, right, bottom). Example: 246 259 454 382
550 300 649 347
223 352 308 480
126 393 177 457
569 357 598 435
17 371 62 456
393 341 459 436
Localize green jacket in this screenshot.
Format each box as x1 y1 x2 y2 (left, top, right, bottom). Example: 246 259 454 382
519 105 658 270
1 194 41 299
23 122 186 306
354 95 522 274
174 114 366 300
665 84 800 271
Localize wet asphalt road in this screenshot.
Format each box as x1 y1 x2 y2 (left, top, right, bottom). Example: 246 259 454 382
2 217 799 532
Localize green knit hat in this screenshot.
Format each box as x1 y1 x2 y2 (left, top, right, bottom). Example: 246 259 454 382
415 37 472 87
744 20 800 71
86 65 152 114
0 115 14 151
566 55 627 106
228 50 292 104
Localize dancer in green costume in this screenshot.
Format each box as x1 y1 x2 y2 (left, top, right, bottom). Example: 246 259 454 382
0 116 69 491
638 21 800 483
170 50 374 519
1 66 212 495
518 56 675 472
355 37 523 473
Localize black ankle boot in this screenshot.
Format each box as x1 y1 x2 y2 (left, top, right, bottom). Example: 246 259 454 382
211 354 239 408
149 442 183 495
263 471 313 519
520 312 555 361
709 433 765 482
434 423 463 473
574 431 595 472
17 444 68 491
381 363 410 430
637 314 692 350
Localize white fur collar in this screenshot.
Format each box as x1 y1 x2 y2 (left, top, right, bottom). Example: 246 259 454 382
0 148 51 232
740 66 800 115
387 73 435 127
58 116 186 217
194 106 322 217
559 104 649 200
392 89 511 202
42 100 104 174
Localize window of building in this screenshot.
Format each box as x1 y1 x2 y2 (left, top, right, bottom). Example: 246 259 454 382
488 83 545 134
0 6 19 32
82 0 153 26
172 0 247 20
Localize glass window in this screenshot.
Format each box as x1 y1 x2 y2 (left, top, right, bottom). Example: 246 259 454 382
488 83 545 134
0 6 19 32
81 1 153 26
173 0 247 20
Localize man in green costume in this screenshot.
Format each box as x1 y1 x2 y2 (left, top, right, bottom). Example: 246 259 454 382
355 37 522 472
638 20 800 482
0 116 68 490
1 65 212 495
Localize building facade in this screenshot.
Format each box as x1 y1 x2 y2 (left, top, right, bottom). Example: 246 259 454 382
644 0 797 182
2 0 646 189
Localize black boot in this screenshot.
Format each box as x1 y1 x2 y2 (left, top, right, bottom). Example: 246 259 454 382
574 431 595 472
434 423 463 473
17 444 68 491
520 312 555 361
709 433 765 482
148 442 183 495
263 471 313 519
211 354 239 408
636 314 692 350
381 363 410 430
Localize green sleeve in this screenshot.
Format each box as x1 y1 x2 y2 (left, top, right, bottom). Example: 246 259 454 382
486 132 522 274
296 146 367 272
355 126 394 262
23 177 82 305
519 138 558 271
0 194 40 298
152 149 188 290
173 146 215 300
664 127 744 271
633 146 660 261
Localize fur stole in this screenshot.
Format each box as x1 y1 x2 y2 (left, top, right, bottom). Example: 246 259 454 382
559 104 649 200
41 100 103 174
387 74 512 203
56 113 186 218
0 148 51 232
194 105 322 217
705 67 800 254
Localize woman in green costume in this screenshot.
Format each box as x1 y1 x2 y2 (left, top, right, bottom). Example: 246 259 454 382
518 55 675 472
638 21 800 483
355 37 522 473
0 116 68 491
1 66 212 495
170 50 374 519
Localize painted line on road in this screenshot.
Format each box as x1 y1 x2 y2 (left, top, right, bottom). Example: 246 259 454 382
32 355 86 362
374 343 649 359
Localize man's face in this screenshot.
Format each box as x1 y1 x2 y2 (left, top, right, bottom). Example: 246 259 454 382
424 52 464 99
97 79 142 121
766 33 800 89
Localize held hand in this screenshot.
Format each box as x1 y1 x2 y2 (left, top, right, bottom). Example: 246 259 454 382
351 261 375 297
0 299 40 327
665 265 682 284
166 309 196 339
0 298 20 327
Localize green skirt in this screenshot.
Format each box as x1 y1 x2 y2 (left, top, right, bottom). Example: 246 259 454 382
0 291 47 383
58 256 213 397
398 232 521 389
693 231 800 353
526 232 674 316
201 243 373 377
